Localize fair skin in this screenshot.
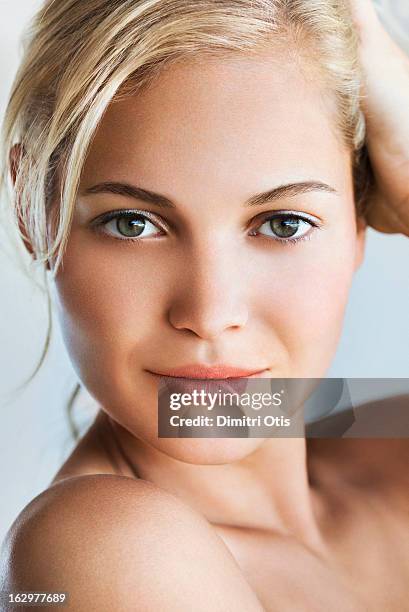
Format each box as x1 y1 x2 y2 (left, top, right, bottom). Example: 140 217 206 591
353 0 409 235
2 3 409 611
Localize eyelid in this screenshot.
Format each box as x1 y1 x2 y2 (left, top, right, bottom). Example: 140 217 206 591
90 207 320 228
249 209 322 228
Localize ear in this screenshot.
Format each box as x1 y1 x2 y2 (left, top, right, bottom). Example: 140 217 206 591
10 144 50 271
354 213 367 271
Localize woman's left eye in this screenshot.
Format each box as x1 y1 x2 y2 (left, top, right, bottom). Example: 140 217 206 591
250 213 317 243
94 211 164 240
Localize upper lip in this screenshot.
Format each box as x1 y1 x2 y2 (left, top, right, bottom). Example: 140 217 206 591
148 364 268 379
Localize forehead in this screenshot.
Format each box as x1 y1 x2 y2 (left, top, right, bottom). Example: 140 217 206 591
81 52 349 195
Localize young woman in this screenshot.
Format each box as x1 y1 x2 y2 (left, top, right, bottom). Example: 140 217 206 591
1 0 409 610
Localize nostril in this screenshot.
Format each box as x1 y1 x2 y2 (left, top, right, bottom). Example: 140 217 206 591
168 315 247 341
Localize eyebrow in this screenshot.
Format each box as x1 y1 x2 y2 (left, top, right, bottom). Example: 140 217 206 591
83 180 337 208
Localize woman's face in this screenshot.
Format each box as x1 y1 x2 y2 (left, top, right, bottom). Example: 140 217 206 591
52 51 366 463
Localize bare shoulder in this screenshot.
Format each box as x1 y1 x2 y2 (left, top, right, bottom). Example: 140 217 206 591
0 474 262 611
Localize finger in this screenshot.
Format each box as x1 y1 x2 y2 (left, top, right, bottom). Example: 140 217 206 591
350 0 381 34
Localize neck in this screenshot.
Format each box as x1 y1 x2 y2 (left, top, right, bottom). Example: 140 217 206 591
99 411 325 555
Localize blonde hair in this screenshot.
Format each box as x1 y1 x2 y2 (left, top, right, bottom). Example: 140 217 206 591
0 0 372 431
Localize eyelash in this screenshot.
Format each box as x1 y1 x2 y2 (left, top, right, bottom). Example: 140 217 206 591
90 208 322 246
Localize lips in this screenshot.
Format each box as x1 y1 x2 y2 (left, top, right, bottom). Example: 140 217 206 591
148 364 270 418
150 364 268 379
151 366 268 405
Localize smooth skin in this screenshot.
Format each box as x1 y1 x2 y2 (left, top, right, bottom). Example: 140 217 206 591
353 0 409 235
2 2 409 611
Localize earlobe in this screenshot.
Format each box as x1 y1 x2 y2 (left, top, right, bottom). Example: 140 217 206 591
354 215 367 271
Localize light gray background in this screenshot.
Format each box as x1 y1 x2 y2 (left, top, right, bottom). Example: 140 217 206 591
1 0 409 543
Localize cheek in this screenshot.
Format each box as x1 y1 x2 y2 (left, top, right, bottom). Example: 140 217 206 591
53 233 181 455
53 232 167 389
255 215 358 376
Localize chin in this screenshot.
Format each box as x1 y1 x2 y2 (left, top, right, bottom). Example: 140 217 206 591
149 436 265 465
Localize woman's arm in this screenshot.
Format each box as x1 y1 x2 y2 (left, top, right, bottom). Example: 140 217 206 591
352 0 409 236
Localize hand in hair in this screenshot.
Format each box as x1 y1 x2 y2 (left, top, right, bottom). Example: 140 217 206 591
352 0 409 236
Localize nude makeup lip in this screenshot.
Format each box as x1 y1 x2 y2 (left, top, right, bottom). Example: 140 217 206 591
148 364 269 379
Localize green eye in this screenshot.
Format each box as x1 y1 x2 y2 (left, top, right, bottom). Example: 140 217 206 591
116 215 146 237
255 214 314 242
97 212 163 240
269 217 301 238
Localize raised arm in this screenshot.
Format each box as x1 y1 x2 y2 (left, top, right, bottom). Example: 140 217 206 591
352 0 409 236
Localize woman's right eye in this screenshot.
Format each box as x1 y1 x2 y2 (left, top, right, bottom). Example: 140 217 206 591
94 211 164 241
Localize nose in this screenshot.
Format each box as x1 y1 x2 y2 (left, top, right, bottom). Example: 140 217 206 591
167 245 249 340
